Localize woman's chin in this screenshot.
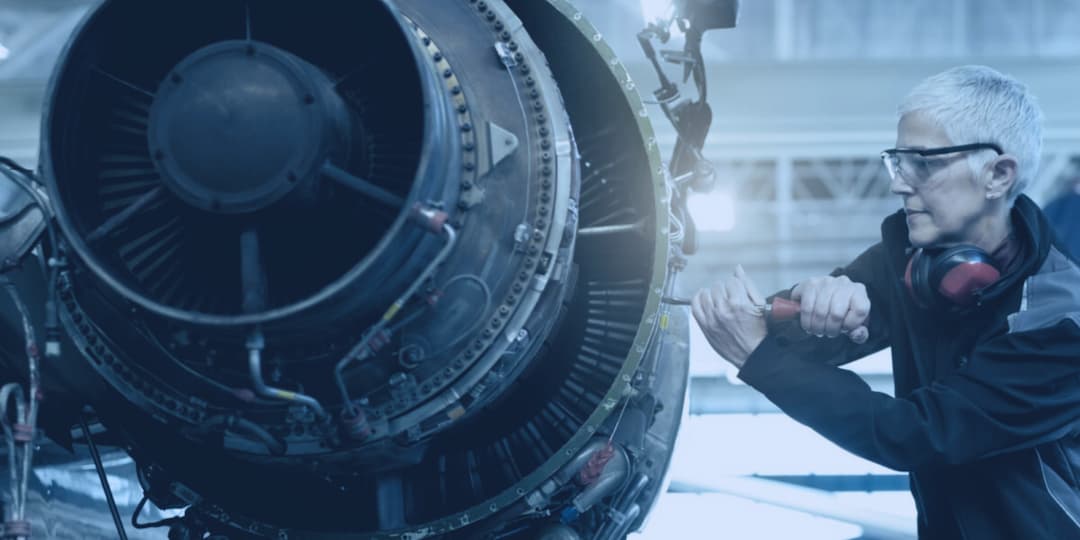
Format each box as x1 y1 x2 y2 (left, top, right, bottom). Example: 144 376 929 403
907 227 938 248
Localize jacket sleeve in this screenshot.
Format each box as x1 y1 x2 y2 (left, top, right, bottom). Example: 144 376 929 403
738 318 1080 471
764 242 892 367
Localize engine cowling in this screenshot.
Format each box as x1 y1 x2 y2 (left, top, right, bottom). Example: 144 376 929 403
30 0 688 538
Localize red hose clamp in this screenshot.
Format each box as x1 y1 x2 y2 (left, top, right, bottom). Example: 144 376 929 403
369 330 391 352
411 204 449 234
2 520 31 538
12 423 33 443
341 408 373 442
576 442 616 485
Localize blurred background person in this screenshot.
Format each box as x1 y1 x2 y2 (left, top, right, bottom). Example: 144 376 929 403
1043 174 1080 260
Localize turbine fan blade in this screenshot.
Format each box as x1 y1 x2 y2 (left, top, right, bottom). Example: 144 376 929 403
240 227 269 314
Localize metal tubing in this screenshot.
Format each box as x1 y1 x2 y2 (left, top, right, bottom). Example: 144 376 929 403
79 415 129 540
334 223 457 411
247 331 327 421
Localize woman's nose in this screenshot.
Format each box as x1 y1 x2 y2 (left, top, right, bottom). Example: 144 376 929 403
889 173 915 195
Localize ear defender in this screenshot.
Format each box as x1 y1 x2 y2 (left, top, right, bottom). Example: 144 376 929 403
904 245 1001 309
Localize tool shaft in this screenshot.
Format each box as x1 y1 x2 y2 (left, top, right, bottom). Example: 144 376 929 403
662 296 801 322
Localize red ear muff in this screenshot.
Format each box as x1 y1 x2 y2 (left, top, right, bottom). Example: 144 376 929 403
935 249 1000 306
905 246 1001 309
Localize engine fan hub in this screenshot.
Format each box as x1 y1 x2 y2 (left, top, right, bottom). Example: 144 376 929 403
148 40 350 214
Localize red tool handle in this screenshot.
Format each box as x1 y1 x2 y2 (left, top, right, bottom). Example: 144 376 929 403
766 297 801 322
766 297 869 344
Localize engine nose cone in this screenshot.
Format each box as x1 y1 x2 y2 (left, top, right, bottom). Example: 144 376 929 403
149 41 346 214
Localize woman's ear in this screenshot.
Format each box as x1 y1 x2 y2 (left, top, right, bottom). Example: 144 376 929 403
985 155 1018 200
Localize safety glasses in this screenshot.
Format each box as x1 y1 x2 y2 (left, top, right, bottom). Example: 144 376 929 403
880 143 1003 188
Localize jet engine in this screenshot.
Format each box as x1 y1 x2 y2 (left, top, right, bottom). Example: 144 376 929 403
0 0 692 538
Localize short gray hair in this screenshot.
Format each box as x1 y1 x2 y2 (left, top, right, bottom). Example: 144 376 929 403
898 65 1044 202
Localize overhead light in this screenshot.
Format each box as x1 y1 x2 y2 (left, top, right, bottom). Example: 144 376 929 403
0 43 9 62
687 189 736 232
639 0 673 24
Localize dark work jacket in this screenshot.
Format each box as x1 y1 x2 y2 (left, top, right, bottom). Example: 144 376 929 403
739 195 1080 539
